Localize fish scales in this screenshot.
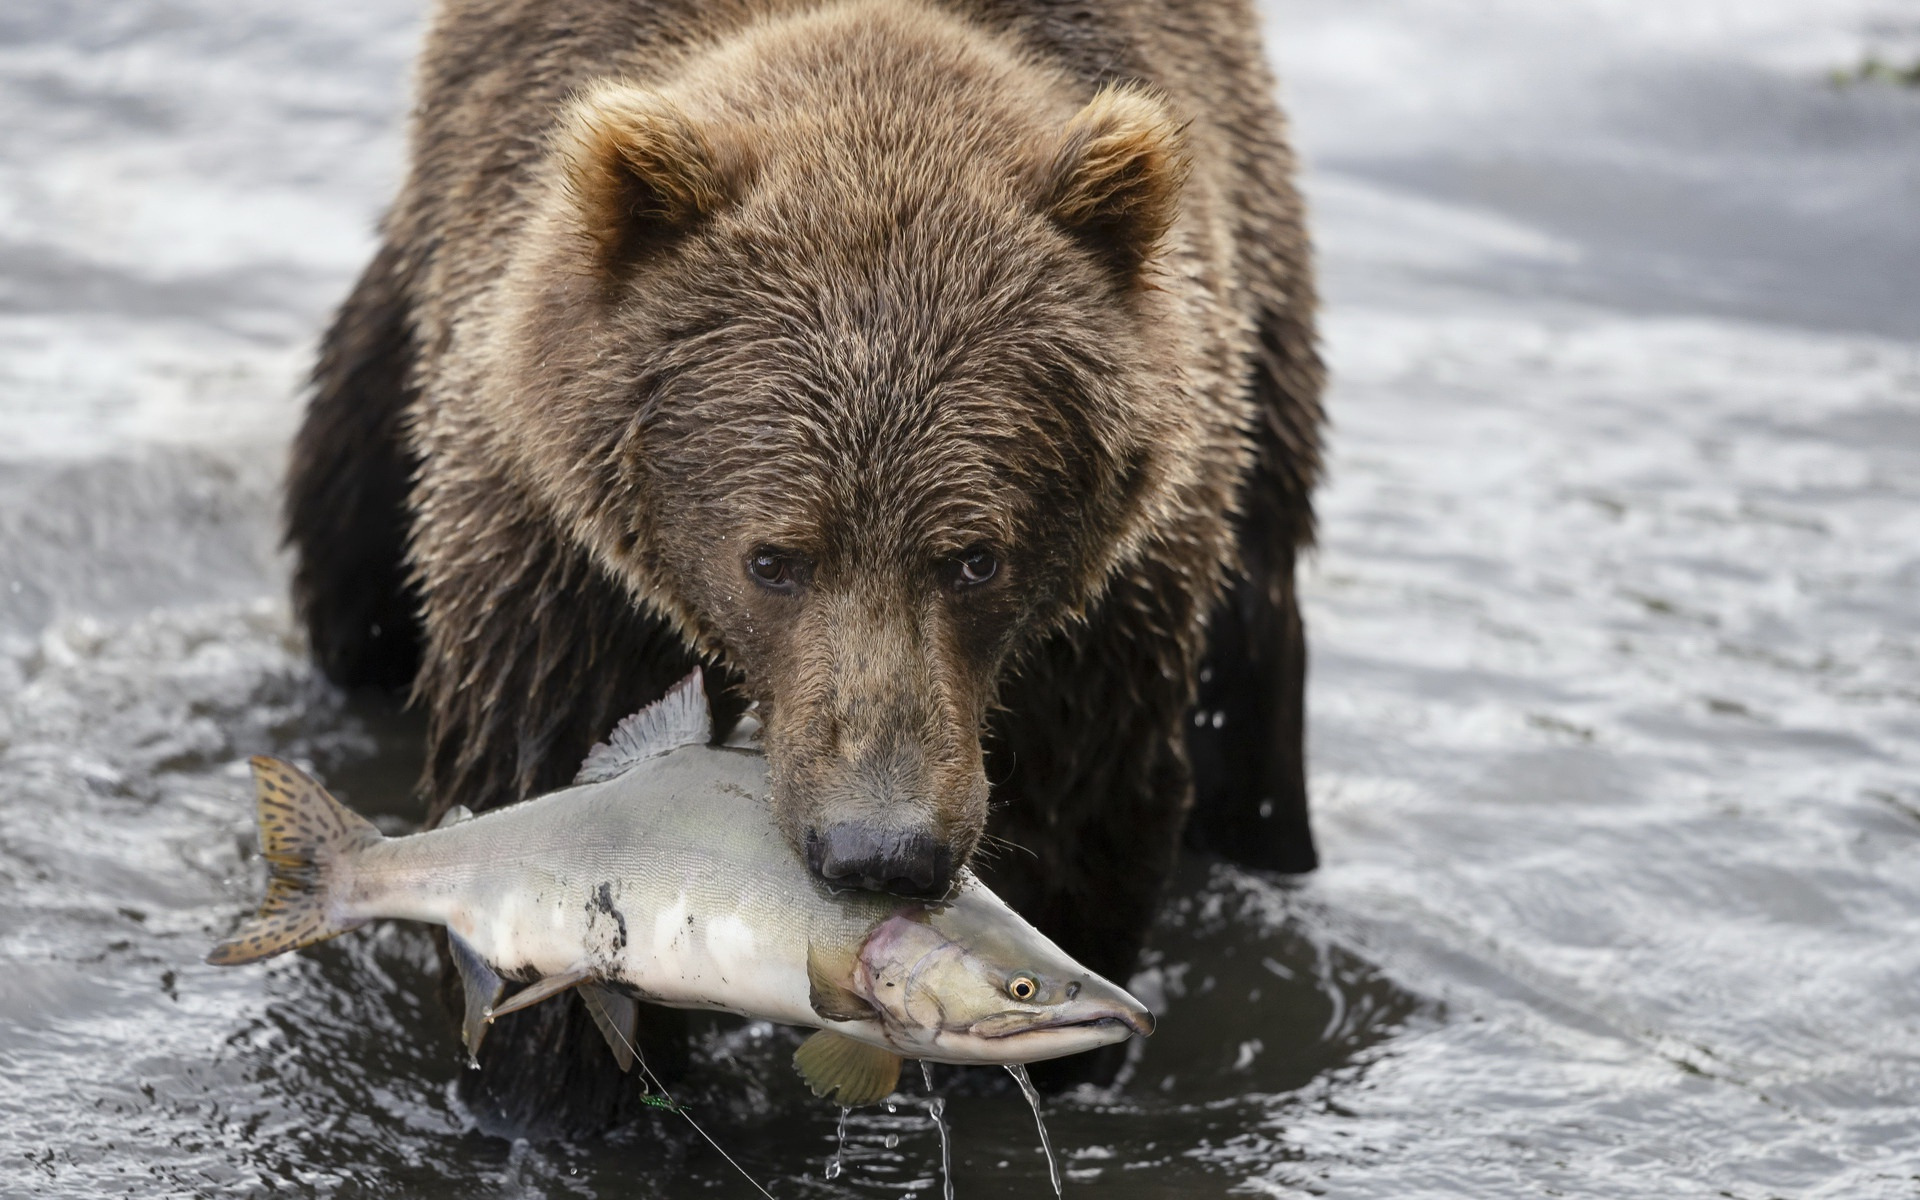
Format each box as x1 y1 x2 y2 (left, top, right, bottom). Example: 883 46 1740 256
349 747 889 1026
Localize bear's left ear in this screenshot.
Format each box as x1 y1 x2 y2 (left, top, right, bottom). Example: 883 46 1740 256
1034 85 1189 283
553 83 749 276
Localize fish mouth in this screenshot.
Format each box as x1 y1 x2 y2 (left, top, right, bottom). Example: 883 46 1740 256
968 1007 1155 1041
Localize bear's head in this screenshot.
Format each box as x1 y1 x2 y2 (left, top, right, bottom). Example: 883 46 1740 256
477 3 1217 897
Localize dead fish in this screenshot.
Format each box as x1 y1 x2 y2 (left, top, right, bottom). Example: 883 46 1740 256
207 673 1153 1104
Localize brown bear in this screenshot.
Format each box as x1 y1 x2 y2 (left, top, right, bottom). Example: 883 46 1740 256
287 0 1322 1135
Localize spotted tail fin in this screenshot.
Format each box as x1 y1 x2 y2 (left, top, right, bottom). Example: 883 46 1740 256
206 757 381 966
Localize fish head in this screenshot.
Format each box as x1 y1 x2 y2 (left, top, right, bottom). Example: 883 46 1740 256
850 881 1154 1064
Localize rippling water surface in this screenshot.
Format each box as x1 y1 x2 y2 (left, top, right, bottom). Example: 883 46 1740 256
3 2 1917 1196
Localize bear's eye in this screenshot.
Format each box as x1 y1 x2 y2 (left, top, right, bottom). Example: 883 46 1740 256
953 546 999 588
746 548 806 593
1007 974 1039 1002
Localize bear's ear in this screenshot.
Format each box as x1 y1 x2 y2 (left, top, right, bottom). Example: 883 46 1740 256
1035 85 1189 283
554 83 745 274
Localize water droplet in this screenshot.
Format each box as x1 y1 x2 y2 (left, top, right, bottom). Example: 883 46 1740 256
883 1133 900 1150
824 1105 848 1180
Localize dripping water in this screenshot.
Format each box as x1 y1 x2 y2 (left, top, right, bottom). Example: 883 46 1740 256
1006 1064 1060 1198
921 1062 954 1200
823 1105 848 1181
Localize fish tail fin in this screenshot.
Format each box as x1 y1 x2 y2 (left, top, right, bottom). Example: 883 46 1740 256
206 756 381 966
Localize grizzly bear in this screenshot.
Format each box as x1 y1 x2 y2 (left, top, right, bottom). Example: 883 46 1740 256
287 0 1322 1135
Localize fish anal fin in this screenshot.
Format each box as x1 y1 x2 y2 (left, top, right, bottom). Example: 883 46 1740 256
486 967 592 1022
448 932 504 1067
581 983 640 1073
806 942 877 1023
793 1030 902 1106
574 671 713 784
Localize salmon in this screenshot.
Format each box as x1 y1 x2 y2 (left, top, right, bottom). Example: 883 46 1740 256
208 673 1152 1103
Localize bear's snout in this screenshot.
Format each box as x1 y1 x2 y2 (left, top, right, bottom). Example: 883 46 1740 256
804 824 953 898
756 586 991 897
781 728 979 897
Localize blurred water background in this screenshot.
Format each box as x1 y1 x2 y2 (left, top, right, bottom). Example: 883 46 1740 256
1 1 1917 1196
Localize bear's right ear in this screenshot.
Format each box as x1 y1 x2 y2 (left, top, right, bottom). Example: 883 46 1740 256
554 83 745 274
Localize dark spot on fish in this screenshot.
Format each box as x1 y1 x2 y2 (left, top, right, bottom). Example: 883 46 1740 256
592 882 628 952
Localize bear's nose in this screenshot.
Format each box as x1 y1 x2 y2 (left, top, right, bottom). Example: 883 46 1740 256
805 824 953 898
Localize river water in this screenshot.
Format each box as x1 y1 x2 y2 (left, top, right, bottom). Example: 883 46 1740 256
2 1 1916 1196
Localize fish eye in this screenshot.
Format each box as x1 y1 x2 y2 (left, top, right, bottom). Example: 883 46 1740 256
1007 974 1038 1002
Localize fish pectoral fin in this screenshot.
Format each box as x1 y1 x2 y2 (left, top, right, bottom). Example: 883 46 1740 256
580 983 640 1073
448 932 505 1067
806 942 877 1023
486 967 592 1022
792 1030 902 1107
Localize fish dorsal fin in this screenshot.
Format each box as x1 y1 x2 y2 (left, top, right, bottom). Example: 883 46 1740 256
436 804 475 829
793 1030 902 1106
575 671 713 785
448 931 504 1067
580 983 640 1073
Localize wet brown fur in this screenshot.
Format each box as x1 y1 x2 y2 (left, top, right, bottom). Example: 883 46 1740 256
287 0 1322 1136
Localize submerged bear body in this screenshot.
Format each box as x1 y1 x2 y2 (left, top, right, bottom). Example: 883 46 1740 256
289 0 1322 1134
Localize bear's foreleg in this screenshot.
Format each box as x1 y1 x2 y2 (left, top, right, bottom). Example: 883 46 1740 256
1186 527 1316 874
286 240 424 690
1186 282 1325 874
